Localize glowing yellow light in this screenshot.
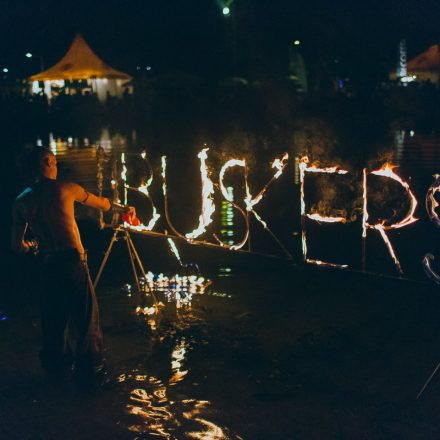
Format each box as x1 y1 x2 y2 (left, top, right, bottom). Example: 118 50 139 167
300 156 349 268
362 163 418 275
185 148 216 240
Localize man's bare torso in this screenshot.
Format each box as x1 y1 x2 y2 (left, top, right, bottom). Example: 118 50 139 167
13 179 85 254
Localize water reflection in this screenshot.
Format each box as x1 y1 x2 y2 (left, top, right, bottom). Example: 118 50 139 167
135 272 210 313
119 264 242 439
218 186 234 278
124 369 241 439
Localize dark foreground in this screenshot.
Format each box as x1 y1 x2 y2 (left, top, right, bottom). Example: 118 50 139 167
2 238 440 440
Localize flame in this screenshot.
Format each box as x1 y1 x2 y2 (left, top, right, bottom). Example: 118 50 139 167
121 152 128 205
306 213 347 223
219 159 245 202
185 148 216 240
167 238 183 266
426 175 440 228
271 152 289 179
373 224 403 275
370 163 418 229
362 168 368 238
216 158 250 251
363 163 419 274
161 156 167 196
299 156 349 267
423 253 440 284
244 152 289 214
125 153 161 232
306 259 348 269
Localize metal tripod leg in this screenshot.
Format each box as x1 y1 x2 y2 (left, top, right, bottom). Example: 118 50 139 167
125 231 141 293
93 228 119 289
126 232 158 306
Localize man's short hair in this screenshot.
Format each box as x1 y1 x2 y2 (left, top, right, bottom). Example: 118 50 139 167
18 147 53 182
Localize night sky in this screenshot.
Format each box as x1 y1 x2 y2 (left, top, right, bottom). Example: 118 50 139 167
1 0 439 80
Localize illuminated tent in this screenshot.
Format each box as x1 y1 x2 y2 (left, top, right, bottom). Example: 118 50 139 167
28 34 132 101
406 45 440 83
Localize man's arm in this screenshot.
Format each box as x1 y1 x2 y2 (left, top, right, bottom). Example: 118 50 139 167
69 182 111 211
11 202 31 254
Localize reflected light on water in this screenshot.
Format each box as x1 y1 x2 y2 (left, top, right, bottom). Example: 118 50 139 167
169 337 188 385
135 271 210 312
124 371 239 439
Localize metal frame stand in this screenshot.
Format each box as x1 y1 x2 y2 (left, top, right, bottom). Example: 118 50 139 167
93 227 151 299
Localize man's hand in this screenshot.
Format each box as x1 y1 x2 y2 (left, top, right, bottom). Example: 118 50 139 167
121 206 139 226
25 240 39 255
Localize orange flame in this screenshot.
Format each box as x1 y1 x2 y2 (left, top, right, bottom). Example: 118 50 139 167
244 152 289 215
186 148 216 240
121 152 128 205
370 163 418 229
363 163 418 274
125 152 161 232
426 175 440 228
299 156 349 268
306 213 347 223
218 158 250 250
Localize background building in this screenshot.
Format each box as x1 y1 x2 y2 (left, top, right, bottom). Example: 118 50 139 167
28 34 132 102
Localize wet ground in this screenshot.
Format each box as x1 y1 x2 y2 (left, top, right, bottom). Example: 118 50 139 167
3 234 440 440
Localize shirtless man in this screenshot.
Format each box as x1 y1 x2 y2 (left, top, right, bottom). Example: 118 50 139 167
11 147 129 383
